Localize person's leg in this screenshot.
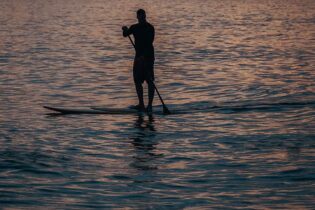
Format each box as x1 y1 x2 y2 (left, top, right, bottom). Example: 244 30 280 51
146 59 155 112
133 58 145 110
135 81 145 109
147 80 154 108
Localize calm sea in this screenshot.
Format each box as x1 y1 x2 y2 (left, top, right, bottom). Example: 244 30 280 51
0 0 315 209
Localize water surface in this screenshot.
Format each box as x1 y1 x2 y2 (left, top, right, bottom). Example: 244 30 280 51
0 0 315 209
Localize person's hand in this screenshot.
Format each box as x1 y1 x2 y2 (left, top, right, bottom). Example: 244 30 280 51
122 26 128 32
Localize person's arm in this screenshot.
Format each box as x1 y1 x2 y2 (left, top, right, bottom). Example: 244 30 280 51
122 25 133 37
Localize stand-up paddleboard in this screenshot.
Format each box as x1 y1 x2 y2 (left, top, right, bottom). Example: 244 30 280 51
43 106 163 115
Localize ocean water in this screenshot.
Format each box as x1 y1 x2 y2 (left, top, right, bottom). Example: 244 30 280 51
0 0 315 209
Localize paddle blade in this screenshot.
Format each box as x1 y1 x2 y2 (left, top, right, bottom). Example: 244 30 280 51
163 105 171 115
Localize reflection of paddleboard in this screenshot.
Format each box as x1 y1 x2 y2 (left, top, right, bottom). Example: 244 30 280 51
43 106 163 115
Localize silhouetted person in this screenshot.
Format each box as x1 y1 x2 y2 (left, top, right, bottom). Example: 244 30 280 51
122 9 155 113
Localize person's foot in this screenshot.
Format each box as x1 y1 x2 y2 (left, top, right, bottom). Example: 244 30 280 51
129 104 145 111
146 105 153 114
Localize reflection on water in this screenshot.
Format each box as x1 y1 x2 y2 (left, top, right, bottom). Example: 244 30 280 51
0 0 315 209
130 114 159 171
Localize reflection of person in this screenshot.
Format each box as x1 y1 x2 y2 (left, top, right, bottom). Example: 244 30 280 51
122 9 155 113
134 114 155 132
130 115 157 171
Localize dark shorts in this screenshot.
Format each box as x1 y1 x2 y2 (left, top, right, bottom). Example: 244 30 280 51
133 57 154 84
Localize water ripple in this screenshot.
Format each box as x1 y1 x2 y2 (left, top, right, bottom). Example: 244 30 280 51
1 0 315 209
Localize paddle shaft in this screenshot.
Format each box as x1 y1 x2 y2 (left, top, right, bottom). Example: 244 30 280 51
127 35 170 114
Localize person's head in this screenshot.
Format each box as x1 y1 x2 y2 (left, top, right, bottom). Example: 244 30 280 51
137 9 146 23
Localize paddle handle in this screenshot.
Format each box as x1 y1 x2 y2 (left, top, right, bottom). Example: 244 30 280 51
128 35 136 48
151 81 169 112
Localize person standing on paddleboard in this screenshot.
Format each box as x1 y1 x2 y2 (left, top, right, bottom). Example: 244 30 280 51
122 9 155 113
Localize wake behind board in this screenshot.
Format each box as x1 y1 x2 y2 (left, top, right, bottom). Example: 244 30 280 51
43 106 163 115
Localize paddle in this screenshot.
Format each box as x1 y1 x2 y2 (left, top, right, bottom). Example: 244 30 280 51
127 35 171 114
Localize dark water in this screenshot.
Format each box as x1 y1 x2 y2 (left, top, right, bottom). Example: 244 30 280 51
1 0 315 209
